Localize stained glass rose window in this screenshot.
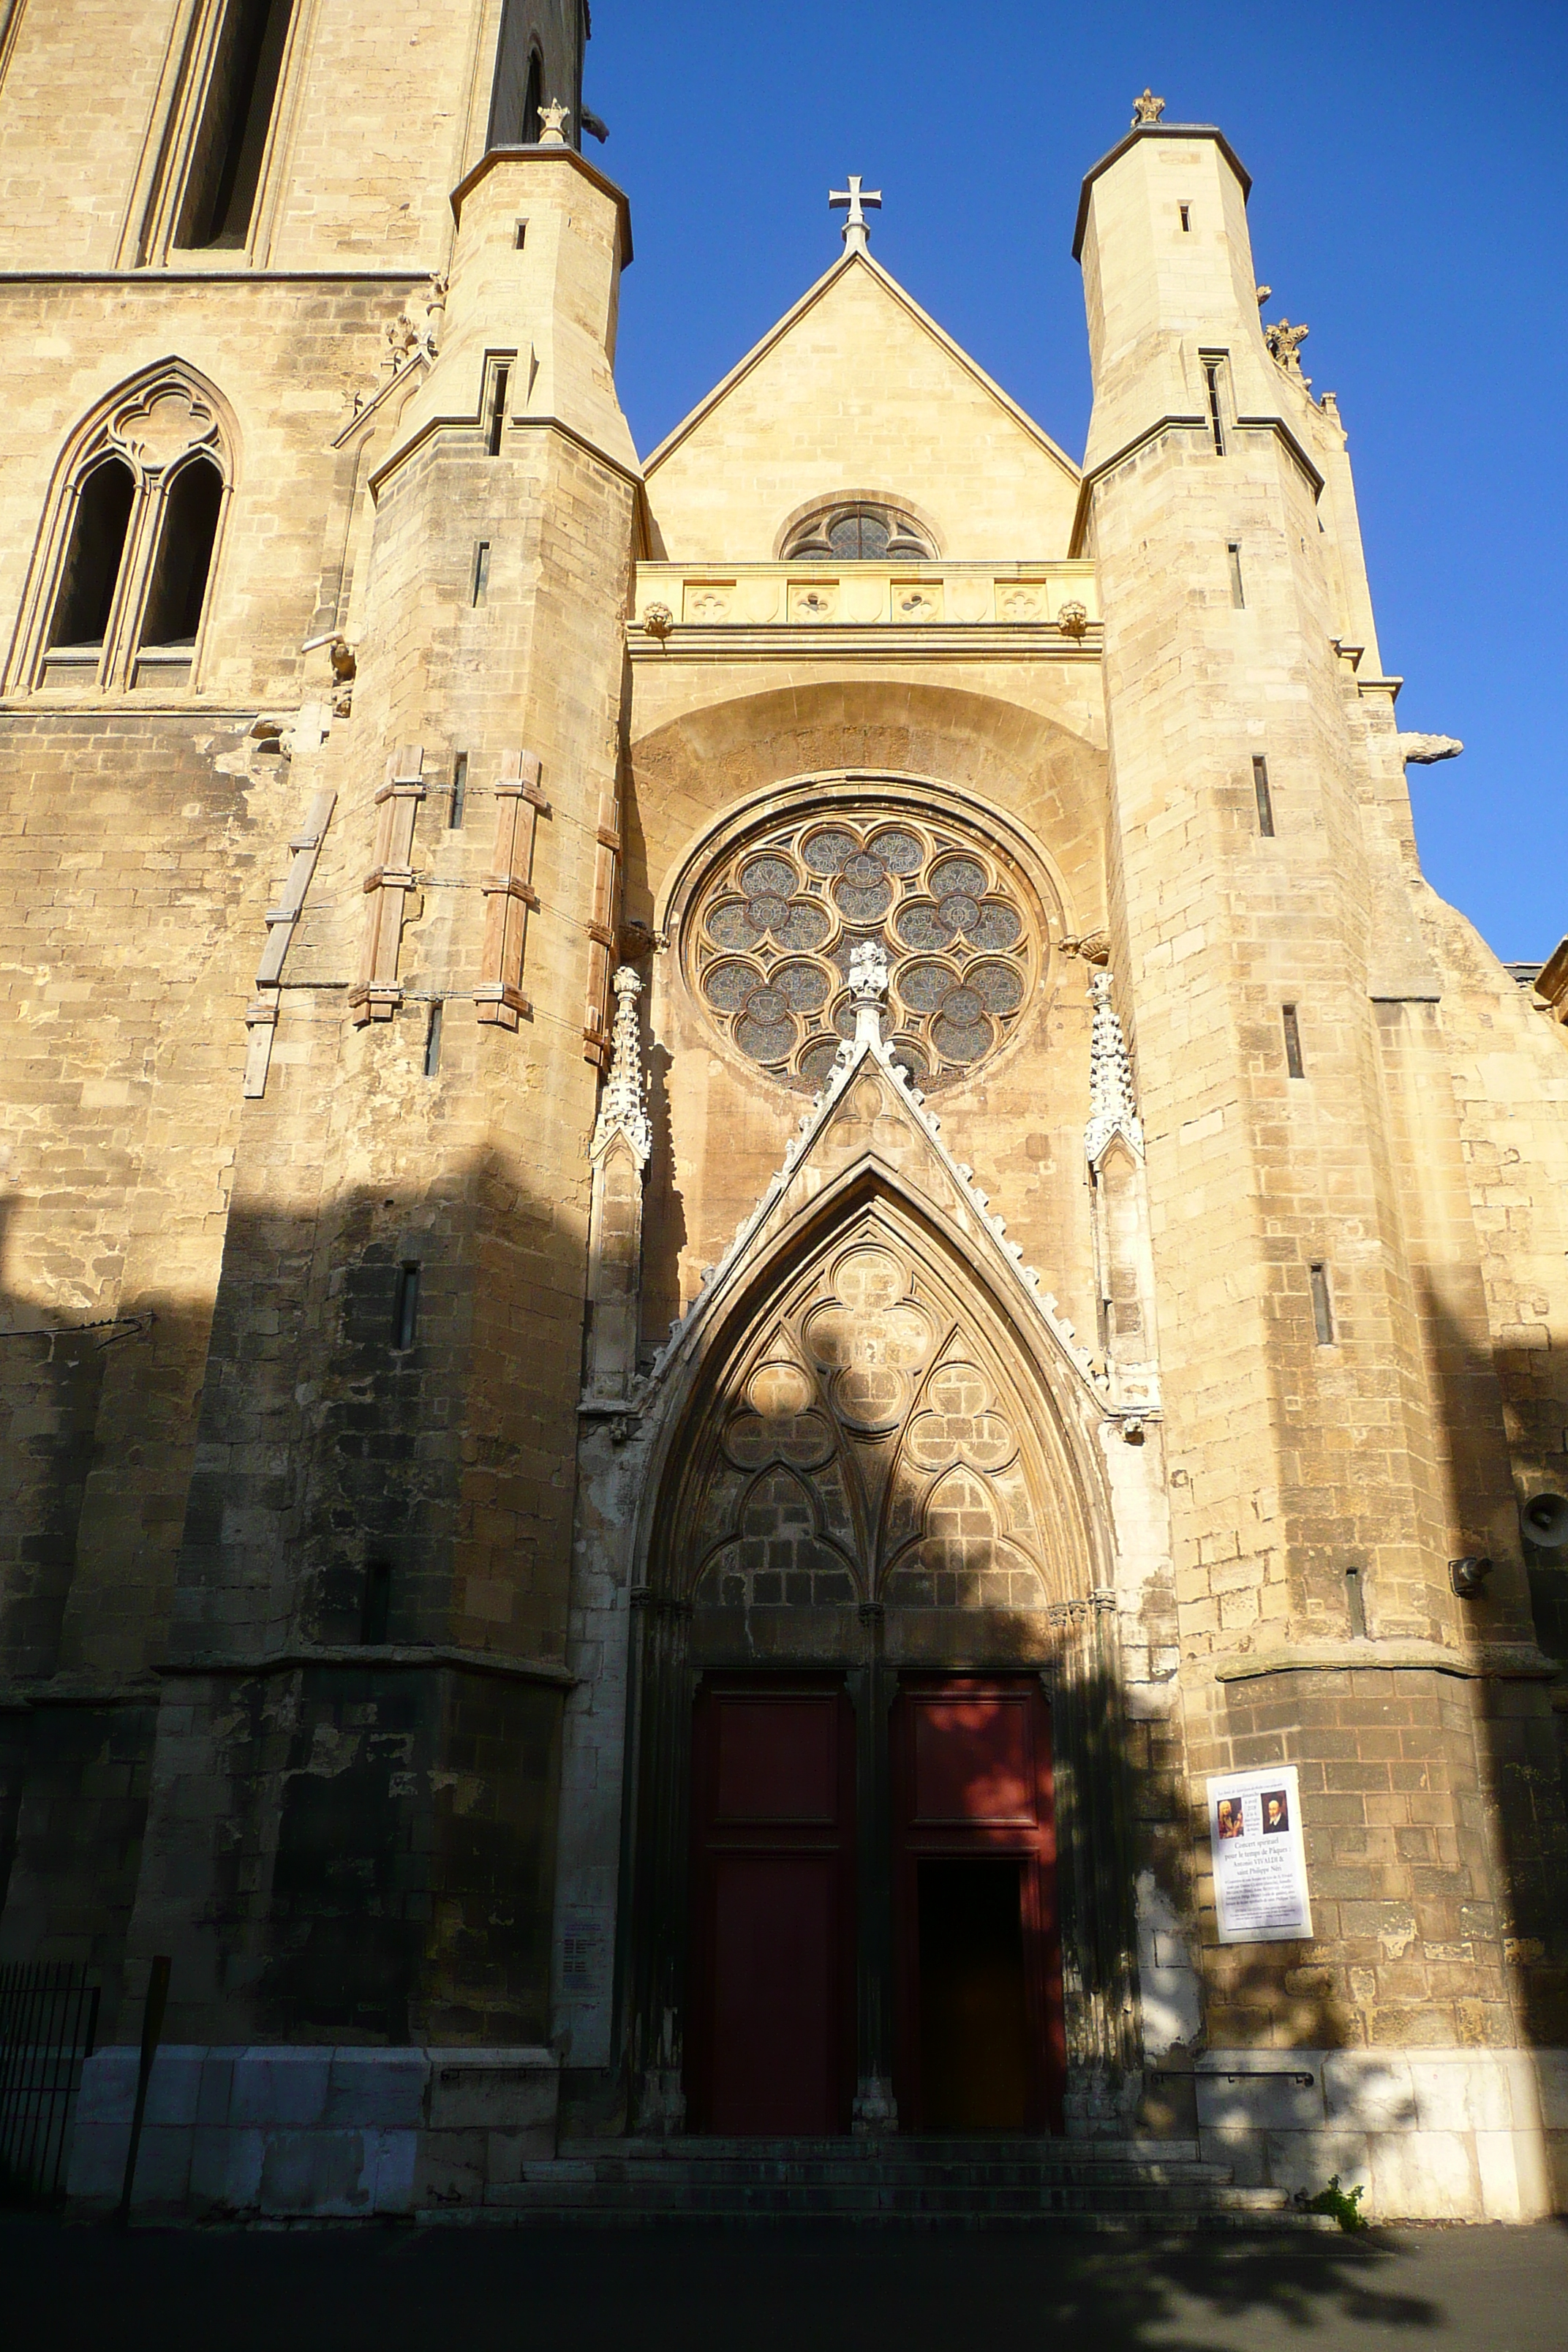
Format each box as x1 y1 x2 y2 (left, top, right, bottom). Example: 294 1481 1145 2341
685 802 1040 1093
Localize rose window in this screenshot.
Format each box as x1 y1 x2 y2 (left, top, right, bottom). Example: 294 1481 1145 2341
685 805 1039 1093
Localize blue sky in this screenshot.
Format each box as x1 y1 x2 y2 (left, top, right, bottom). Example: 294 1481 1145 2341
584 1 1567 962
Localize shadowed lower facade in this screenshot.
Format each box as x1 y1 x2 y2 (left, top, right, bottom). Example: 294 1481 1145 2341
0 7 1564 2223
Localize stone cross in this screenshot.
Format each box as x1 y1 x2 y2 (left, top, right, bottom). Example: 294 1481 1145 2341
829 176 882 253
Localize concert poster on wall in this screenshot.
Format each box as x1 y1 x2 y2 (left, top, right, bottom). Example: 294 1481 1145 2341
1205 1763 1313 1944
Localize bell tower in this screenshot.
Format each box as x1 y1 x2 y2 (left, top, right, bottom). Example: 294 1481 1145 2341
1075 105 1561 2091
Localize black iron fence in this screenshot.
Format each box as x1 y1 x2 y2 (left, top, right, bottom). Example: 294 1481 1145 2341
0 1961 100 2201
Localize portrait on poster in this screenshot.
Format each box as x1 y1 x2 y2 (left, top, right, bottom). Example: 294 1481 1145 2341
1205 1764 1312 1944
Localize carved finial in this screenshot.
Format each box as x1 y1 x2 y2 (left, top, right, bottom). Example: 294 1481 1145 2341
1264 318 1311 385
849 938 889 1003
1085 968 1144 1164
848 937 889 1048
1255 284 1272 307
829 174 883 252
1131 88 1166 125
423 271 448 354
538 99 571 145
589 966 652 1169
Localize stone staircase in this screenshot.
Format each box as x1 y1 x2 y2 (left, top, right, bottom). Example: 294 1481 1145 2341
420 2135 1331 2228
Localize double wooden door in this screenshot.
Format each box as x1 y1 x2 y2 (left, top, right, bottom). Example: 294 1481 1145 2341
686 1674 1063 2136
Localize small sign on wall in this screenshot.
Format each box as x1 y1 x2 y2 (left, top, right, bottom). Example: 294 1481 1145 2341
1206 1764 1313 1943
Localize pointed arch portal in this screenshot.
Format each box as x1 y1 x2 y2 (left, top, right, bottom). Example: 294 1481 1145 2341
622 1091 1139 2138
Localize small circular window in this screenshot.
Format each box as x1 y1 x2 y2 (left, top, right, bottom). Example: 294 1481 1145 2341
783 503 935 562
683 796 1041 1093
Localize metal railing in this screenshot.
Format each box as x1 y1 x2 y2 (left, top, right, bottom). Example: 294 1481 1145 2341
0 1961 100 2201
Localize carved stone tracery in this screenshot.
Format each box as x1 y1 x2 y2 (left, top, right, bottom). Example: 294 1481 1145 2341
670 1215 1090 1619
685 797 1042 1093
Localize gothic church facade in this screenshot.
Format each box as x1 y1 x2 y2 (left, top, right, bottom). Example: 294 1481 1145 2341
0 2 1564 2222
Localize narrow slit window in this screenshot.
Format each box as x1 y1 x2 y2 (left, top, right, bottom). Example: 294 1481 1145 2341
1179 203 1191 231
449 750 468 829
1253 755 1275 837
176 0 298 250
1344 1565 1367 1639
472 541 491 607
1227 543 1245 608
1282 1004 1305 1079
139 458 223 648
393 1262 421 1351
48 457 136 651
361 1560 391 1646
423 1001 444 1077
514 221 527 251
1309 1262 1334 1346
486 363 510 456
1203 361 1226 456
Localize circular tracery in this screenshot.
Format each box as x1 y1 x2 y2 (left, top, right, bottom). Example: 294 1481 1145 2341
685 799 1042 1093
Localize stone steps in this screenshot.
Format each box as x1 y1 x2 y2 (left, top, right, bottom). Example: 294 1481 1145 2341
417 2136 1333 2229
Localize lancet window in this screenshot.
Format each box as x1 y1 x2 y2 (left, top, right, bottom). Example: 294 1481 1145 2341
15 371 234 696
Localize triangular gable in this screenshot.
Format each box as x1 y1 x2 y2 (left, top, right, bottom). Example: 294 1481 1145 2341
648 1030 1110 1416
641 248 1081 563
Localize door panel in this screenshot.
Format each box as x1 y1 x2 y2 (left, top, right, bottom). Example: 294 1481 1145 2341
710 1852 840 2132
893 1678 1063 2132
689 1679 855 2134
715 1695 840 1823
912 1694 1036 1825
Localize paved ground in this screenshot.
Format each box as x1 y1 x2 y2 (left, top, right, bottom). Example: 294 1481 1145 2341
6 2215 1568 2351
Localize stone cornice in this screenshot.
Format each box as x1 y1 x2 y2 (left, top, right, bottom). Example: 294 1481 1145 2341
1071 412 1324 552
627 622 1102 664
0 270 430 286
449 143 633 265
159 1643 574 1686
1214 1639 1556 1684
1072 122 1254 260
369 407 642 500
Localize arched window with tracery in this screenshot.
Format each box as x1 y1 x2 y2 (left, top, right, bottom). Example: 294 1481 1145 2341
782 502 937 562
672 783 1058 1096
13 367 235 696
488 2 546 148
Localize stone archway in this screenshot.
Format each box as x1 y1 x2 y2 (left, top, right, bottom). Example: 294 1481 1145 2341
622 1144 1137 2135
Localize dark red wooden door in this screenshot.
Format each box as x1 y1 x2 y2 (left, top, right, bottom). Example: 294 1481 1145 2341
688 1681 856 2134
892 1678 1064 2131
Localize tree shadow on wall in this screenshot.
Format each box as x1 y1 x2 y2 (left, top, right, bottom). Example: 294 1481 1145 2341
1422 1282 1568 2053
0 1145 585 2050
0 2209 1458 2352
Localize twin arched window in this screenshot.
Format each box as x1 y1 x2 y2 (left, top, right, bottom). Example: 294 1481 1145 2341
18 370 233 695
